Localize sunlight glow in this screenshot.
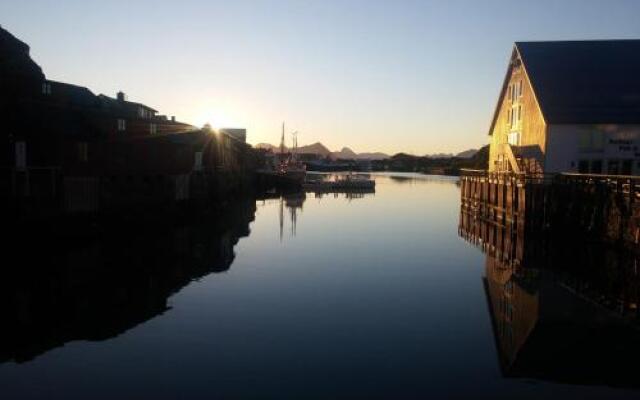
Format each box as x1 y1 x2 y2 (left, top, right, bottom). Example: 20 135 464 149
193 109 242 130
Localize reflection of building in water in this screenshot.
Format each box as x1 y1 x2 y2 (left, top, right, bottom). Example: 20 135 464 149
0 201 255 364
461 207 640 388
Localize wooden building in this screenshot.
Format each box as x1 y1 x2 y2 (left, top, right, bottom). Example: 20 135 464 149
0 24 195 172
1 25 259 216
488 40 640 175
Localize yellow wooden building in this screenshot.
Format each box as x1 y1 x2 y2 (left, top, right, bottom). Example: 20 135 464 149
488 40 640 175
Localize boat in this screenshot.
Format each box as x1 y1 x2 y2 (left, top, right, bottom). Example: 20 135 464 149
276 122 306 185
302 173 375 191
333 173 375 189
257 122 307 186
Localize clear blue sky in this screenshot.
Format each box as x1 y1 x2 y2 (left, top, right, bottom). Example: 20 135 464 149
2 0 640 154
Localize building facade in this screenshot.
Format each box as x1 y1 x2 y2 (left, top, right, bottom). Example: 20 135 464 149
488 40 640 175
219 128 247 143
0 25 195 173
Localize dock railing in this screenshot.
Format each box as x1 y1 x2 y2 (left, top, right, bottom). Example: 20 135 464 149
460 169 640 249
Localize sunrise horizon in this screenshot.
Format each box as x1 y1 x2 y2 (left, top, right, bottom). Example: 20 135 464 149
4 0 639 157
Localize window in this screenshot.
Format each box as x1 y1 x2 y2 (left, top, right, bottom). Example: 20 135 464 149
507 109 511 124
77 142 88 162
42 82 52 95
592 132 604 150
518 80 523 97
508 131 520 146
117 119 126 131
608 160 620 175
194 151 203 171
578 131 605 152
622 160 633 175
518 105 522 121
591 160 603 174
138 107 145 118
15 141 26 169
150 123 157 134
578 160 589 173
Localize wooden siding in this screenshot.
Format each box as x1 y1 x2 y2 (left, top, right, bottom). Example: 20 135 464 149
489 49 547 174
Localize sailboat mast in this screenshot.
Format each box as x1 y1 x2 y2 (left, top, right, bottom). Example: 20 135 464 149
280 122 285 156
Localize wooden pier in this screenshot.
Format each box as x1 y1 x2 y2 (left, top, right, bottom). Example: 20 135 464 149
460 169 640 252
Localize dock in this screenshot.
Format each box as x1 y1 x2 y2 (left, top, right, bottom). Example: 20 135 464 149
459 169 640 252
303 174 375 192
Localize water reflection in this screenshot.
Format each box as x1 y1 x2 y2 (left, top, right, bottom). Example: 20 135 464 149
265 187 374 242
0 200 256 364
460 207 640 389
305 173 376 200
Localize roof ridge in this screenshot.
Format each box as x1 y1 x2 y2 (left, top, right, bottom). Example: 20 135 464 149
516 39 640 44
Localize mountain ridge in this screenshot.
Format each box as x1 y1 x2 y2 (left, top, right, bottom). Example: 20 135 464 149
254 142 479 160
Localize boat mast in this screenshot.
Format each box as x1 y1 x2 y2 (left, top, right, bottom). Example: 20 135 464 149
280 122 285 157
291 130 298 162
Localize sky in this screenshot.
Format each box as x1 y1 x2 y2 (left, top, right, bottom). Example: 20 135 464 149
2 0 640 155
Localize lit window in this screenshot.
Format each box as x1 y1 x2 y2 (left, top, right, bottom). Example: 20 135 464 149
508 132 520 146
117 119 126 131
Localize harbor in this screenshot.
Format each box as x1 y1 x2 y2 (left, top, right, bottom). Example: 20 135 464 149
3 1 640 398
4 173 640 399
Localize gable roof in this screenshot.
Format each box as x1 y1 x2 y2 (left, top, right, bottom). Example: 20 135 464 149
48 80 98 107
0 24 45 81
517 40 640 124
97 94 158 113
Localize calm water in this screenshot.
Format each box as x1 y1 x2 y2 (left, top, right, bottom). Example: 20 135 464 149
2 173 639 399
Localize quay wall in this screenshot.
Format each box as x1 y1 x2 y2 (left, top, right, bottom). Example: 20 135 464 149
2 166 257 225
460 170 640 251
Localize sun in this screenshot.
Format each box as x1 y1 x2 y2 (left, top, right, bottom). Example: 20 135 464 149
194 109 242 130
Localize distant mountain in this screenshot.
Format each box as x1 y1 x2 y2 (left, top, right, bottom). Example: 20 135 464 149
425 153 455 159
382 145 490 175
423 149 479 159
300 142 332 157
354 152 389 161
331 147 358 159
455 149 479 159
254 142 389 160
